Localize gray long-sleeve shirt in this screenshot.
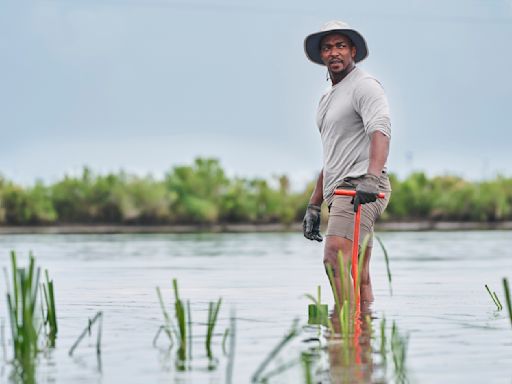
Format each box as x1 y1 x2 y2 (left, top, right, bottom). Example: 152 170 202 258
316 67 391 206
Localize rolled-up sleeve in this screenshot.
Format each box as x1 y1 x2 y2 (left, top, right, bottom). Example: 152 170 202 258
353 77 391 138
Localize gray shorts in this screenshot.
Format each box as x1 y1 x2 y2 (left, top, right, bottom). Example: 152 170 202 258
326 173 391 247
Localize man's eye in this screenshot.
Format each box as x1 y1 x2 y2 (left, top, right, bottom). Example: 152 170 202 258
336 43 346 48
321 46 330 51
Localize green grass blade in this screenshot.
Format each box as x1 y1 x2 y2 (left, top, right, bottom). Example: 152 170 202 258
155 285 181 349
375 235 393 295
156 287 171 323
206 298 222 359
251 319 299 383
380 317 387 363
303 293 318 305
503 278 512 328
485 284 501 310
68 311 102 356
172 279 187 363
10 251 19 328
337 250 348 307
326 264 340 313
46 270 58 335
255 358 300 383
493 292 503 311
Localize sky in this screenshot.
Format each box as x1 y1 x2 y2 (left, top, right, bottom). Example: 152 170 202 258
1 0 512 189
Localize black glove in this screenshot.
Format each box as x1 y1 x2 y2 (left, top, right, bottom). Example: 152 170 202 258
303 204 323 242
353 174 380 212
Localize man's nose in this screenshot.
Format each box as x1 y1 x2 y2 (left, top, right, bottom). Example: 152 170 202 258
328 49 339 57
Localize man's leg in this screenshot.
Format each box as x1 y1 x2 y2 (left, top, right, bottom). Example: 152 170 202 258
325 235 375 304
324 235 353 304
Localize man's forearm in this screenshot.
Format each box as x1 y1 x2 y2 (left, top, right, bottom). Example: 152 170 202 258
309 169 324 206
367 131 390 176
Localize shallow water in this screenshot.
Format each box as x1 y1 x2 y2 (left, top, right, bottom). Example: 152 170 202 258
0 231 511 383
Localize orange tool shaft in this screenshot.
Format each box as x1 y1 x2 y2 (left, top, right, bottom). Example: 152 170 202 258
333 189 385 304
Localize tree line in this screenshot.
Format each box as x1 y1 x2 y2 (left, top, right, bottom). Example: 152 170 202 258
1 158 511 225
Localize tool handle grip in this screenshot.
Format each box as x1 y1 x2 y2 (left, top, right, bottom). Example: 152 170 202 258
334 189 385 199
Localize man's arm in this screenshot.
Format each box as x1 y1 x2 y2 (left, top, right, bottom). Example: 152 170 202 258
352 77 391 211
303 169 324 242
367 131 390 177
309 169 324 205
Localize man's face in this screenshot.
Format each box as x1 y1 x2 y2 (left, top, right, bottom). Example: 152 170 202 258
319 33 356 73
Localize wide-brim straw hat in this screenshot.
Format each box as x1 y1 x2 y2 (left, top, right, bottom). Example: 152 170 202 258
304 20 368 65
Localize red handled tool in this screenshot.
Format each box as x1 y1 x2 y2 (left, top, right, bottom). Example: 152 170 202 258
333 189 385 299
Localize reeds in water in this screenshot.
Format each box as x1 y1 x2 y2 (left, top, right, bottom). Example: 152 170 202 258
375 235 393 295
154 278 223 371
503 278 512 328
325 250 355 339
172 279 187 364
5 251 40 381
42 270 58 346
390 320 409 384
485 284 503 311
206 297 222 366
68 311 103 357
251 319 300 383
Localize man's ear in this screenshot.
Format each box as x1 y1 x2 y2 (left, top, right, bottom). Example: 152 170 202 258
351 46 356 59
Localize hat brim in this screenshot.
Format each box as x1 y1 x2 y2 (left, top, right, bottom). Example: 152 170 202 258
304 29 368 66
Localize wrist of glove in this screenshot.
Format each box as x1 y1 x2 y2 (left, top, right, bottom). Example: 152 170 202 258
303 204 323 242
353 173 380 212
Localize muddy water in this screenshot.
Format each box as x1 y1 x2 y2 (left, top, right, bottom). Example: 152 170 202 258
0 231 511 383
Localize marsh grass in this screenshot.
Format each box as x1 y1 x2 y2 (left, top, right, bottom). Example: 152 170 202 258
41 270 58 346
503 278 512 327
390 320 409 384
301 350 313 384
154 280 190 369
3 251 62 383
5 251 40 382
154 286 176 348
375 235 393 295
379 317 387 365
206 298 222 368
485 284 503 311
325 250 357 340
172 279 187 365
251 319 300 383
68 311 103 357
155 279 224 371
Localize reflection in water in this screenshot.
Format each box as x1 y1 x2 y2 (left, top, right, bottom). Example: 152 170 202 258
320 302 409 384
327 303 378 384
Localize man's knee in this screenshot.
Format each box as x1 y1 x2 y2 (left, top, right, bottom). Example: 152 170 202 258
323 237 351 266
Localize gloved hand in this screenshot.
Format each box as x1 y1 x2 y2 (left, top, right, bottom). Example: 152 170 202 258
353 173 380 212
303 204 323 242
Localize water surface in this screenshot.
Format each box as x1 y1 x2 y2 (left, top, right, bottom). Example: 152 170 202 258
0 231 511 383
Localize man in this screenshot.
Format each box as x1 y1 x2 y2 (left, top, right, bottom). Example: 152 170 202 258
302 21 392 303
